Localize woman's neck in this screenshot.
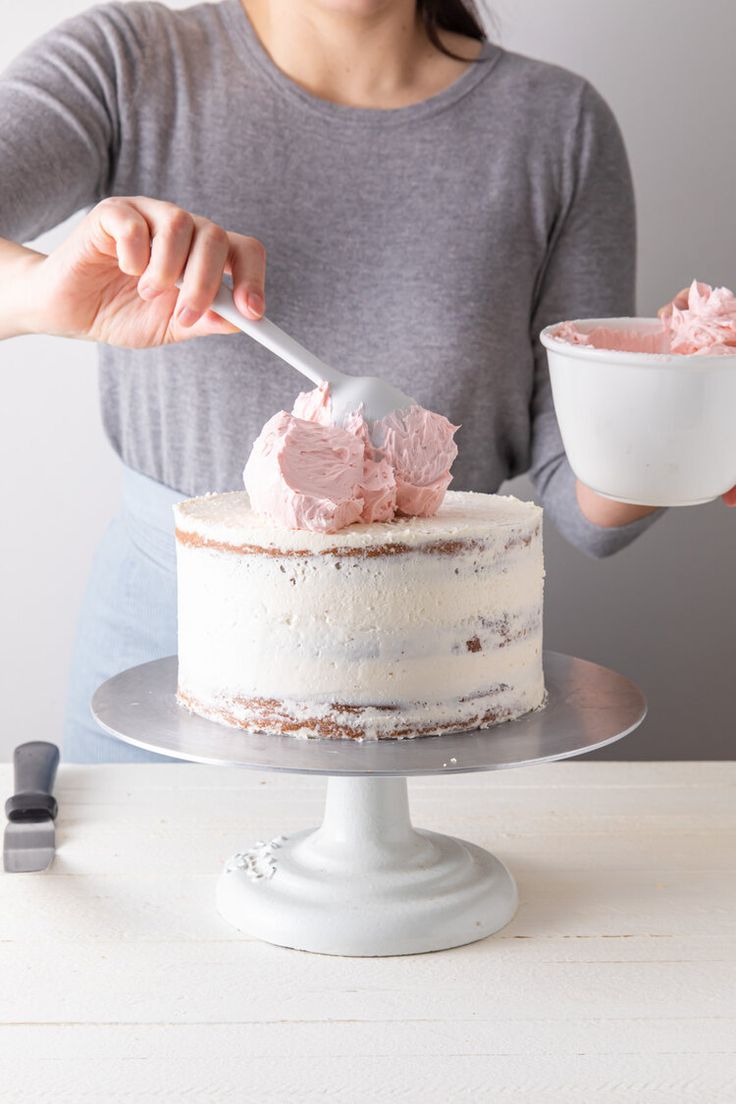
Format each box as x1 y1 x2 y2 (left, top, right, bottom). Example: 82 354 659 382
241 0 483 109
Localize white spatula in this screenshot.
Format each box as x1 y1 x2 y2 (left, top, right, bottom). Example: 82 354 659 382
195 282 416 427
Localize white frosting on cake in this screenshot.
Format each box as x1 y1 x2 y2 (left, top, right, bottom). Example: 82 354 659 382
175 489 539 551
174 490 545 740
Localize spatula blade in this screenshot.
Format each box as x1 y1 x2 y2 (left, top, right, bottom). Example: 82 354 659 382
3 817 55 873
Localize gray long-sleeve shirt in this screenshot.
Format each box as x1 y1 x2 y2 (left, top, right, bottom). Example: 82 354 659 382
0 0 661 556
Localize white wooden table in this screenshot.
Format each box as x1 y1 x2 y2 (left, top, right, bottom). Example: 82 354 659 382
1 762 734 1102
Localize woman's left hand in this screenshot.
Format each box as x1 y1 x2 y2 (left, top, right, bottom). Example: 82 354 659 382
661 290 736 508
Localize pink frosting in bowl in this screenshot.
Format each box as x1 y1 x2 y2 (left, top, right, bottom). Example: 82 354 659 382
539 279 736 508
243 384 459 534
550 281 736 357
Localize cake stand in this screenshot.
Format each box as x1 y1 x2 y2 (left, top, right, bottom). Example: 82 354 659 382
92 652 645 957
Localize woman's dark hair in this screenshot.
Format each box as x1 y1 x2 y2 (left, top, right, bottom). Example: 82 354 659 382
417 0 486 57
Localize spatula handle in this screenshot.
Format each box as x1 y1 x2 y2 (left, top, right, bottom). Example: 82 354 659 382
5 742 59 822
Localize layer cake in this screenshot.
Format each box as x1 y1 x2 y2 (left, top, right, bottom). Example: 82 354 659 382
174 489 545 740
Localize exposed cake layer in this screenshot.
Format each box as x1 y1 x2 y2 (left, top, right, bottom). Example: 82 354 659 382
177 675 543 741
175 491 545 740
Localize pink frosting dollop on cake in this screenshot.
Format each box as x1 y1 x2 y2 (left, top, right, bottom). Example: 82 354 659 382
551 280 736 356
243 411 367 533
243 384 459 533
378 404 461 516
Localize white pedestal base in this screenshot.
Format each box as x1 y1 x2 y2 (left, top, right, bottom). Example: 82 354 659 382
216 776 518 957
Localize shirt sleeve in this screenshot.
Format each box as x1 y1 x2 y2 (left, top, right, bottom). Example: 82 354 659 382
527 79 664 558
0 3 145 243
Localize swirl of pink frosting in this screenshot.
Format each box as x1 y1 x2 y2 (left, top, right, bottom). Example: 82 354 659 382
243 384 459 533
662 280 736 356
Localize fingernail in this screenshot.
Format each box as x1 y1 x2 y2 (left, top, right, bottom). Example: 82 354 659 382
177 306 199 327
246 291 264 317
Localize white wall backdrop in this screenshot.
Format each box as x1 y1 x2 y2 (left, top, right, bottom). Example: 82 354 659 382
0 0 734 761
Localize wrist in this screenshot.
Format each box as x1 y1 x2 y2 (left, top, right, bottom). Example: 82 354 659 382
14 249 47 336
0 241 46 339
576 479 658 528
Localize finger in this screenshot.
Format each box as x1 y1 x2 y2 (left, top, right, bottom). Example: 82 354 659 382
93 199 151 276
175 218 230 328
137 207 195 301
229 234 267 319
657 286 690 319
722 486 736 508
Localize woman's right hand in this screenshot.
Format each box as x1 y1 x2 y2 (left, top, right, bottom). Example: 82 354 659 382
10 196 267 347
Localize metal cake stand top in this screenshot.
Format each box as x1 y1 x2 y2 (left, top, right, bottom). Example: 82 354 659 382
91 652 646 776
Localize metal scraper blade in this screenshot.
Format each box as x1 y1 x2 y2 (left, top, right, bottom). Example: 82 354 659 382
3 817 56 872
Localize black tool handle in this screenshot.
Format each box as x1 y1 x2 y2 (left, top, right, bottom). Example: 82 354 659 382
5 742 60 822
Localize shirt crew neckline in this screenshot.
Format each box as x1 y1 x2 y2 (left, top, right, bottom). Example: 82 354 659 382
221 0 504 127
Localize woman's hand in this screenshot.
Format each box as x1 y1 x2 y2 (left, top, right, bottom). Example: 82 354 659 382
3 196 266 347
656 285 689 322
658 288 736 507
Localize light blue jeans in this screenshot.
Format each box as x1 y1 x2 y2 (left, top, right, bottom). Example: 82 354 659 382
63 466 183 763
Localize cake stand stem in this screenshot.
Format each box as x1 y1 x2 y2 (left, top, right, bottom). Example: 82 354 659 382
216 774 519 957
313 775 415 852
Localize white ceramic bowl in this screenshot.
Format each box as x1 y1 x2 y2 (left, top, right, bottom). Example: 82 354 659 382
540 318 736 507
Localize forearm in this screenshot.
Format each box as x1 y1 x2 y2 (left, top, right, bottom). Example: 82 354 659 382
576 479 658 527
0 239 44 340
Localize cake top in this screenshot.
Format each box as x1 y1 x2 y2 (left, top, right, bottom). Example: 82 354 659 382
175 489 541 554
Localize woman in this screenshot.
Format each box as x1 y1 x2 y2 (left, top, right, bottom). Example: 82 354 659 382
0 0 667 762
